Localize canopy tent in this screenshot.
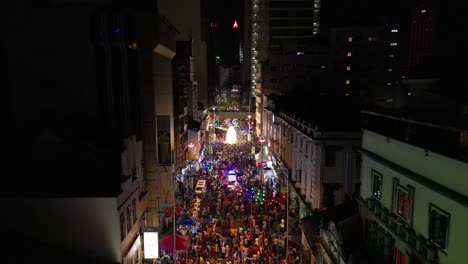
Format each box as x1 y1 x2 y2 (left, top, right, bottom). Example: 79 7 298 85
176 213 196 226
159 234 190 252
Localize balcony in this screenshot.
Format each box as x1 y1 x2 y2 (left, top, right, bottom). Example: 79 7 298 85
361 197 440 263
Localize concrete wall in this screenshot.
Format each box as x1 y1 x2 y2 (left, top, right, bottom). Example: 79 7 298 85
17 198 121 263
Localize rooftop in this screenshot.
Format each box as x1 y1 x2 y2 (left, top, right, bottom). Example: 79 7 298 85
362 107 468 162
272 92 361 132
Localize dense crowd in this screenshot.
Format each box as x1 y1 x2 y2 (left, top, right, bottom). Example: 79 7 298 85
172 140 301 264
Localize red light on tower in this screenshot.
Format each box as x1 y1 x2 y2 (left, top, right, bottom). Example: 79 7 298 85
233 20 239 29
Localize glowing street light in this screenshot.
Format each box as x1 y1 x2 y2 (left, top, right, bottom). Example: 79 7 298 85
226 125 237 145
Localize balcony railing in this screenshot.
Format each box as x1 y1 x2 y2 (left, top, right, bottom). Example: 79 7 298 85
361 197 440 264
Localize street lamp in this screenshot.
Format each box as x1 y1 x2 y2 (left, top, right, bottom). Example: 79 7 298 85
247 115 252 142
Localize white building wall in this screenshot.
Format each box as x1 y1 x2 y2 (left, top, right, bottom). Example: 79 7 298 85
360 129 468 264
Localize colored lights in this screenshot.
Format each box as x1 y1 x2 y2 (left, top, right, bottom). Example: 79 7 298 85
233 20 239 29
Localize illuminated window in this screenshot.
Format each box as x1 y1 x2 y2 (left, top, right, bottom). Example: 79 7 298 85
391 29 398 33
390 42 398 46
371 170 382 200
395 185 410 220
395 247 406 264
387 82 392 86
347 37 353 42
347 51 352 57
368 36 377 42
388 68 393 72
389 54 395 58
421 9 426 13
346 80 350 85
346 66 351 71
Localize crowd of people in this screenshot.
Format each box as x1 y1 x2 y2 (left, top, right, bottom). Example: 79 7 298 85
173 138 302 264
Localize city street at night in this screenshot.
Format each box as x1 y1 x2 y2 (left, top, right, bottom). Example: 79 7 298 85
160 116 302 264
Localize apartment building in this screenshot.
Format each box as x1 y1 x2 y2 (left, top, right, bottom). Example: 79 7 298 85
359 110 468 264
262 94 361 210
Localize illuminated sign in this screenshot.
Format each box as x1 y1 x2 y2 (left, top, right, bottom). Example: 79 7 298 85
144 232 159 259
233 20 239 28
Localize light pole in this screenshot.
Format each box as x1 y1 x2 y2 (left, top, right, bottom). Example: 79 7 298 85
171 172 177 263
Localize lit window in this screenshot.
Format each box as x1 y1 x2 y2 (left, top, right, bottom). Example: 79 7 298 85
346 66 351 71
368 36 377 42
388 68 393 72
348 37 353 42
391 29 399 33
396 186 410 220
421 9 426 13
387 82 392 86
395 247 406 264
390 42 398 46
371 170 382 200
429 204 450 248
321 65 326 69
389 54 395 58
346 80 350 85
296 51 304 55
347 51 352 57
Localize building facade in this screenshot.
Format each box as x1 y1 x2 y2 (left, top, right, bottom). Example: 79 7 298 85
359 110 468 264
262 97 361 210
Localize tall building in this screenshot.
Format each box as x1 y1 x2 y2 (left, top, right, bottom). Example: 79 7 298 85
408 3 435 73
158 0 209 109
207 0 244 106
172 41 191 172
5 1 163 263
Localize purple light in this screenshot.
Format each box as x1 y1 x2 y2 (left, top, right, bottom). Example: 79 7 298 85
113 28 120 33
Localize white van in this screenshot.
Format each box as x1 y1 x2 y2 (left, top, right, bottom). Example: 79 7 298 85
194 180 206 194
227 175 238 190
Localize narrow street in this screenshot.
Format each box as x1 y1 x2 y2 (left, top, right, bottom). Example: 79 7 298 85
163 120 302 264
